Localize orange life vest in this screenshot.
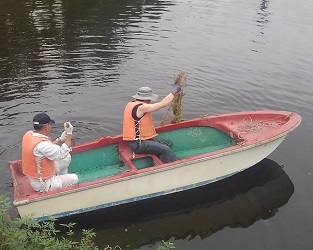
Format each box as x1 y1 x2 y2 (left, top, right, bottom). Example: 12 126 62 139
22 131 55 180
123 101 157 141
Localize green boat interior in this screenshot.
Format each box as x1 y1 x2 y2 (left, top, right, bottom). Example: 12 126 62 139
69 126 237 183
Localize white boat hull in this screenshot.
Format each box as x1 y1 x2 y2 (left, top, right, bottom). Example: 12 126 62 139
15 135 286 220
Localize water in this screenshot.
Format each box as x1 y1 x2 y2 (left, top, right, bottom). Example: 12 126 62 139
1 0 313 249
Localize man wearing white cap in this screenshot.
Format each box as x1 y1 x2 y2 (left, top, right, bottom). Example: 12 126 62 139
22 113 78 192
123 86 180 163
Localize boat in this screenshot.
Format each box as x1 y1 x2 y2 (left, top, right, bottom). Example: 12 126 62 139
9 110 301 221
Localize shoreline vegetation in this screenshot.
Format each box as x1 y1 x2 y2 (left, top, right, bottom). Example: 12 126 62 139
0 195 175 250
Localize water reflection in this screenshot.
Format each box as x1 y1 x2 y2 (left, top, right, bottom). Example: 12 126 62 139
257 0 270 25
0 0 173 102
59 158 294 249
251 0 270 53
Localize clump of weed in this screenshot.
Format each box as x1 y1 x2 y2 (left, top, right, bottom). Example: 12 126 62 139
161 71 187 125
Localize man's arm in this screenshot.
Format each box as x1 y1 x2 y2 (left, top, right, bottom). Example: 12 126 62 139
137 93 175 117
34 141 71 161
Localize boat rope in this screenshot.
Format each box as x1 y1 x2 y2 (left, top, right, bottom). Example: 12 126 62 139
236 115 289 140
104 245 122 250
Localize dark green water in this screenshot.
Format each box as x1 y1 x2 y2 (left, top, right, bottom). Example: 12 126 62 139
1 0 313 249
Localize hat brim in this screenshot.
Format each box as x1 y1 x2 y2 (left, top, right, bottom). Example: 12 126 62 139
132 93 158 102
49 120 55 125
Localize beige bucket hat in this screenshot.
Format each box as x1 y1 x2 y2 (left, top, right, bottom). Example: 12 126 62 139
132 87 158 101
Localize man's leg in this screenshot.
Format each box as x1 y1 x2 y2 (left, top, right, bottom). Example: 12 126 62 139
46 174 79 191
136 139 178 163
55 154 71 175
158 138 173 149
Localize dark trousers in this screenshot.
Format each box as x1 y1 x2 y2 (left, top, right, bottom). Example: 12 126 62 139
128 136 179 163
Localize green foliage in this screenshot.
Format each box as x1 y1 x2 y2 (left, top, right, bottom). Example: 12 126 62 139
0 194 98 250
0 194 175 250
157 240 176 250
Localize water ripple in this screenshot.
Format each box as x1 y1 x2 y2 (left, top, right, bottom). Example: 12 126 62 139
0 2 313 244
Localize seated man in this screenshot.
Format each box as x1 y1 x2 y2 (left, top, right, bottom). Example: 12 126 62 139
22 113 78 192
123 85 180 163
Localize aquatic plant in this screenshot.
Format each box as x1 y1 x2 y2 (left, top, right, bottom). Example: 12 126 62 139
161 71 187 125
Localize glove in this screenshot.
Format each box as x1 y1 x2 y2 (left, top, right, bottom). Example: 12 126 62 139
59 131 67 142
171 85 181 95
64 122 73 135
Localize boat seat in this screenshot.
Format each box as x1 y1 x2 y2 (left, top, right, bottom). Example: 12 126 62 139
118 141 163 170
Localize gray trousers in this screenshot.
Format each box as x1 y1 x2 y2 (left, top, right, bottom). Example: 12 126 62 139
128 136 179 163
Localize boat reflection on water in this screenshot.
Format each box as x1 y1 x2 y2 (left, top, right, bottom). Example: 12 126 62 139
62 158 294 249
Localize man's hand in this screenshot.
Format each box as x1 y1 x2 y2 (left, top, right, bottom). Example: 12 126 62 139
59 131 67 142
64 122 73 135
171 85 181 95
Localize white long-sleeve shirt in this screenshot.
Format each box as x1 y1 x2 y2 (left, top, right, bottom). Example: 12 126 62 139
29 132 74 192
32 132 71 161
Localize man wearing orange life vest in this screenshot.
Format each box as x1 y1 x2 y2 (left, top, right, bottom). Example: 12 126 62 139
123 86 180 163
22 113 78 192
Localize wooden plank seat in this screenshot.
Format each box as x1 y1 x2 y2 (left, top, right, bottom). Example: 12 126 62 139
118 141 163 170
